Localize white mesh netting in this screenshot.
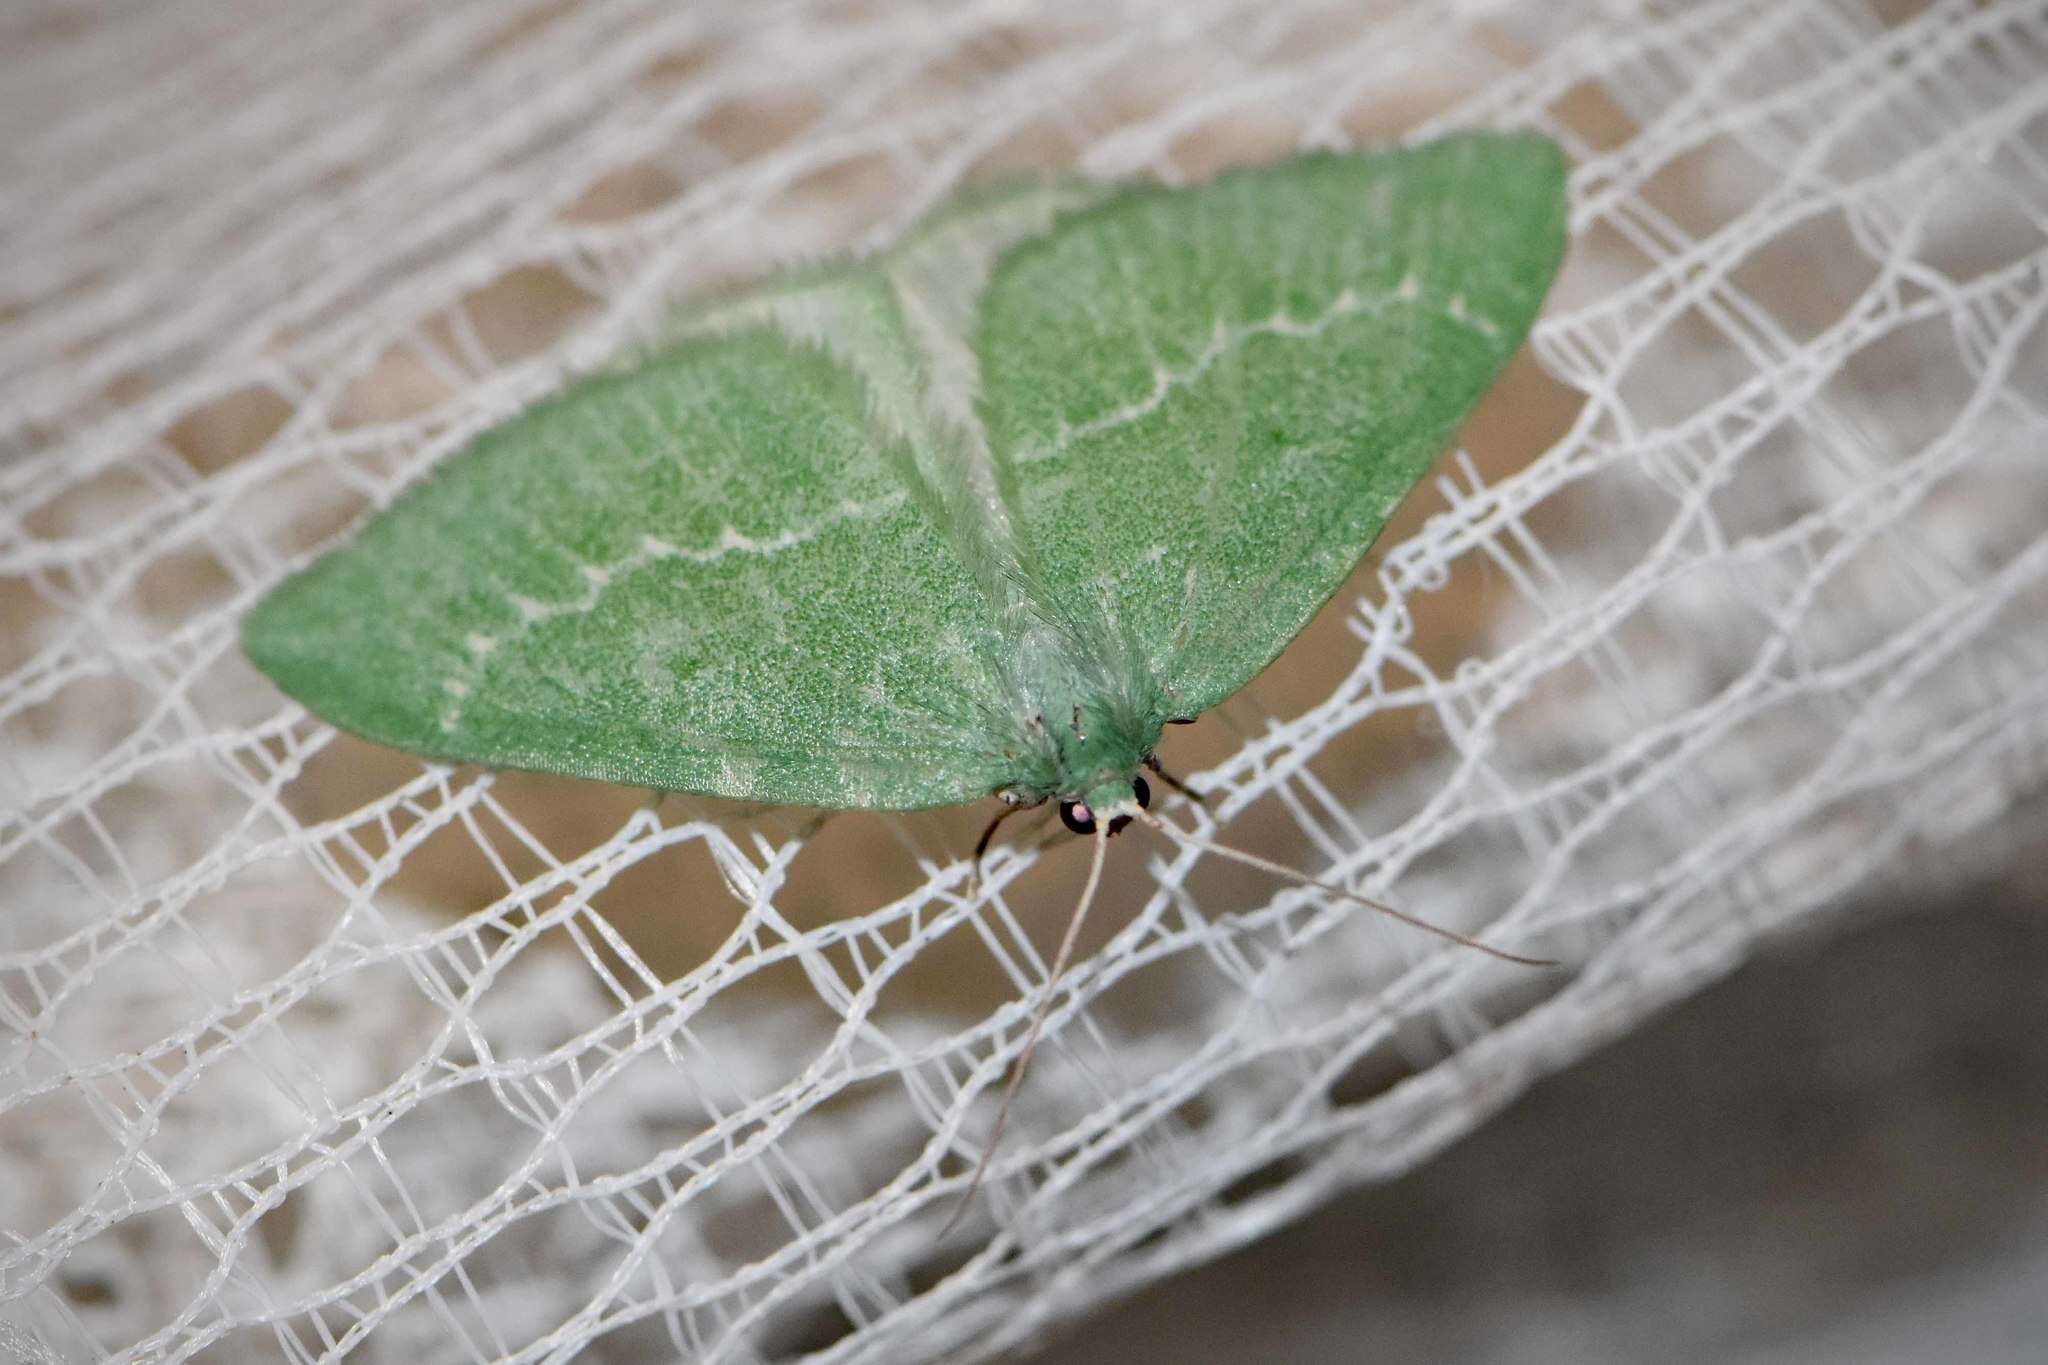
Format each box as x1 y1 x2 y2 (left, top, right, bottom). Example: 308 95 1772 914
5 1 2048 1360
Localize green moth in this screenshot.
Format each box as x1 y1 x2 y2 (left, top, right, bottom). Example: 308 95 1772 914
244 133 1568 855
249 132 1567 1220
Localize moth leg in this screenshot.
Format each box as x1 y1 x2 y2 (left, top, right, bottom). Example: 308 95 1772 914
969 797 1038 893
1143 753 1206 804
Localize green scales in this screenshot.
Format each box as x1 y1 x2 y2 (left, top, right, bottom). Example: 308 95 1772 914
245 132 1569 1214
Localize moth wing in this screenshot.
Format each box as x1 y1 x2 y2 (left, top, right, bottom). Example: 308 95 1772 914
976 133 1568 720
243 331 1014 808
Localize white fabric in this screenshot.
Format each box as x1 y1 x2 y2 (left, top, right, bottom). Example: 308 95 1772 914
4 2 2046 1360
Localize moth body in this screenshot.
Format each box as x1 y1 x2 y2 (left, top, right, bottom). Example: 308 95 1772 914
986 614 1162 832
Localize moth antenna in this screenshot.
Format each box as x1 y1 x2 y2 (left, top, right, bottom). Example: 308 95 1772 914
1133 809 1554 968
939 822 1112 1239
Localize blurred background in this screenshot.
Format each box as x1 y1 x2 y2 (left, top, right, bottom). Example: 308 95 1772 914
5 2 2046 1361
1052 849 2048 1364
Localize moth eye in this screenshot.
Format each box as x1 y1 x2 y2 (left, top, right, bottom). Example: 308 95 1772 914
1133 775 1151 810
1059 801 1097 836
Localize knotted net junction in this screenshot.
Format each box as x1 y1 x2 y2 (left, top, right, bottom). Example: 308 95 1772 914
4 2 2047 1360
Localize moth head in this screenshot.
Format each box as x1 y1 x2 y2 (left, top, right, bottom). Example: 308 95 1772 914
1058 774 1150 838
